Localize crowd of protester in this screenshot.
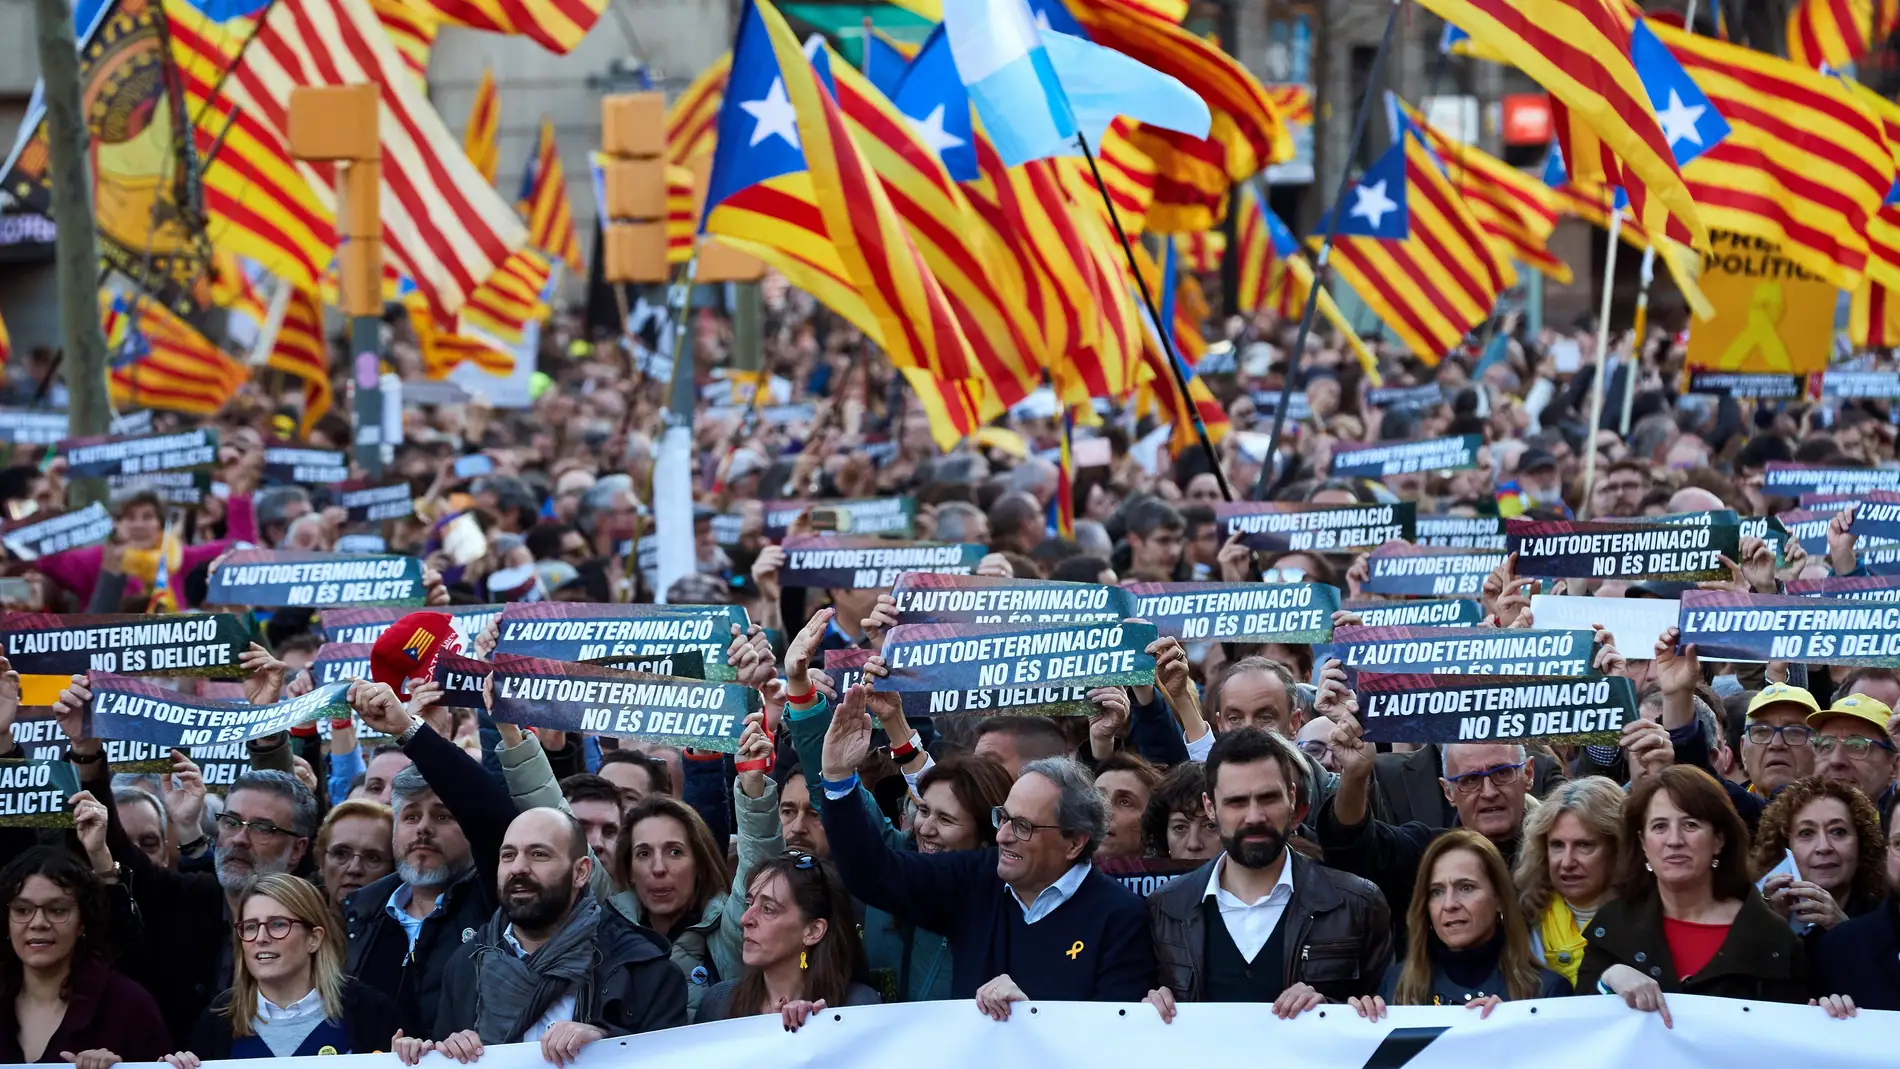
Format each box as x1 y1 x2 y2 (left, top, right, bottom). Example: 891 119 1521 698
2 287 1900 1067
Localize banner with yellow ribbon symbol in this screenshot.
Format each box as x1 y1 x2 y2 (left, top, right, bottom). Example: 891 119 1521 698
1684 231 1835 374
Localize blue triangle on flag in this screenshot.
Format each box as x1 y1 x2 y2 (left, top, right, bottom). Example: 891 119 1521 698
1318 136 1409 241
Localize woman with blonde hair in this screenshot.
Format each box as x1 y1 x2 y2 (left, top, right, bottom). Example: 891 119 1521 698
1513 777 1624 987
160 875 411 1067
1351 831 1570 1019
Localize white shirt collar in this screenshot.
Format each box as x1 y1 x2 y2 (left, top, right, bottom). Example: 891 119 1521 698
1204 850 1295 906
1011 860 1093 922
255 987 325 1024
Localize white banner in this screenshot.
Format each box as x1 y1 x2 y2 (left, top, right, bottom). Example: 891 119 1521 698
69 997 1899 1069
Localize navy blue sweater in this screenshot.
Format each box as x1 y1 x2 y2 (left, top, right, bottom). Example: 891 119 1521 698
820 786 1156 1002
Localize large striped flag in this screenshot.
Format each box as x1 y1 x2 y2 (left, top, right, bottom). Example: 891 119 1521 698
408 0 604 53
1851 275 1900 348
1658 22 1893 290
460 247 552 344
466 68 500 184
704 0 977 388
268 288 335 435
1846 80 1900 294
1416 0 1707 251
370 0 437 82
102 293 251 416
1787 0 1900 71
665 164 697 264
1266 83 1313 125
1323 130 1512 364
1396 96 1571 283
520 118 584 273
1232 182 1378 382
405 294 515 378
900 368 987 449
1540 145 1713 318
1135 244 1229 453
667 56 730 164
165 0 527 324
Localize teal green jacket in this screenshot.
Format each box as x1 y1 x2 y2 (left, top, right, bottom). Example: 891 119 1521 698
787 692 954 1003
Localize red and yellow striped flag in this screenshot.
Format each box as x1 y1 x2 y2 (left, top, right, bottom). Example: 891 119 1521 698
268 288 334 435
1841 80 1900 296
1232 182 1378 382
460 248 551 344
466 68 500 185
522 118 583 273
901 368 986 451
1418 0 1707 251
371 0 438 84
1075 118 1158 237
665 164 697 265
406 294 515 378
1326 132 1512 364
1267 83 1314 126
1177 229 1226 274
1660 22 1893 291
1787 0 1900 70
409 0 604 53
1402 101 1571 283
104 294 251 416
208 253 269 324
1852 275 1900 348
667 56 729 164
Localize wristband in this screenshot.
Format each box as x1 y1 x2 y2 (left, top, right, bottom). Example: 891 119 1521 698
736 754 775 773
785 684 816 705
66 749 103 766
889 732 923 762
1596 979 1614 995
289 721 319 738
819 772 859 799
330 718 356 732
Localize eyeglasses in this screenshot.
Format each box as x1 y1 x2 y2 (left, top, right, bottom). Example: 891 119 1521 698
991 807 1063 841
216 813 295 840
1446 763 1527 794
1811 734 1895 758
325 845 390 869
1745 723 1814 748
8 901 75 925
237 917 307 942
1298 741 1332 760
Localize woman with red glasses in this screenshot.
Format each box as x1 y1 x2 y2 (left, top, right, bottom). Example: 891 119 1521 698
159 875 414 1067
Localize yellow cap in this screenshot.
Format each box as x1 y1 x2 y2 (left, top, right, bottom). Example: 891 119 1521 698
1747 682 1820 719
1807 694 1895 741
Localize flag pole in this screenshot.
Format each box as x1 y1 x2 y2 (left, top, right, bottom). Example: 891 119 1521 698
1581 209 1622 518
1621 242 1654 434
1074 129 1233 501
1251 0 1404 500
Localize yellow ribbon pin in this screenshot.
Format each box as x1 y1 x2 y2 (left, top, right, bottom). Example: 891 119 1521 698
1066 941 1084 959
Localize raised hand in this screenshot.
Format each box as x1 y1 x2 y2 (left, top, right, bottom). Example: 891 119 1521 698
239 643 288 705
785 608 833 693
820 682 875 782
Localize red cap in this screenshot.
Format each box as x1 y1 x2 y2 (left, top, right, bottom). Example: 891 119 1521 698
369 612 461 698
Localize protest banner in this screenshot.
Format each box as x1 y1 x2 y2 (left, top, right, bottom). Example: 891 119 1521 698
1507 517 1734 581
1686 371 1804 398
1365 383 1444 410
431 653 492 707
59 428 218 479
710 513 746 546
1215 501 1416 553
337 534 389 554
1094 855 1199 897
1362 543 1507 596
9 708 178 772
495 601 743 678
1332 625 1598 679
1683 231 1833 374
1329 435 1480 478
0 503 112 560
1822 371 1900 398
1801 493 1864 509
311 643 372 687
0 408 71 445
1779 506 1899 556
320 604 503 648
1416 514 1506 549
890 573 1135 626
778 536 987 589
1356 671 1636 744
1863 545 1900 576
1127 582 1337 644
261 445 349 486
1677 589 1900 666
1786 576 1900 602
0 612 249 677
488 654 757 750
1849 491 1900 543
0 760 79 827
823 647 1091 717
187 740 258 795
1250 390 1311 421
877 621 1157 706
207 550 425 608
87 674 350 748
762 496 916 538
1529 594 1677 659
1652 509 1742 528
1341 597 1483 627
108 470 207 505
1740 514 1789 562
1762 463 1900 497
339 484 416 523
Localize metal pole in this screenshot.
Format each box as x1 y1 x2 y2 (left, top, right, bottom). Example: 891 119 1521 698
1074 129 1232 500
1252 0 1404 499
34 0 111 505
1622 243 1655 435
1581 210 1622 518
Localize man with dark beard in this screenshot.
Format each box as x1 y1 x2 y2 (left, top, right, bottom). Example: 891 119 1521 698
430 809 686 1063
1141 729 1392 1021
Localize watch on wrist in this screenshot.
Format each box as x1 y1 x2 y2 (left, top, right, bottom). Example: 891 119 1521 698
395 717 425 746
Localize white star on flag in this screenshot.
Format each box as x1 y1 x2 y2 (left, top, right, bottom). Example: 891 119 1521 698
906 104 967 156
741 78 800 149
1350 180 1398 230
1655 88 1707 147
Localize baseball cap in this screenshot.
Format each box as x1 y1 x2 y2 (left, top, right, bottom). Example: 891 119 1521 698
1519 448 1558 474
1807 694 1895 740
369 611 461 698
1746 682 1821 720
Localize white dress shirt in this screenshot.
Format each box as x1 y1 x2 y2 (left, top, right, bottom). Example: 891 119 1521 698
504 925 578 1041
1011 861 1092 924
1204 850 1295 963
